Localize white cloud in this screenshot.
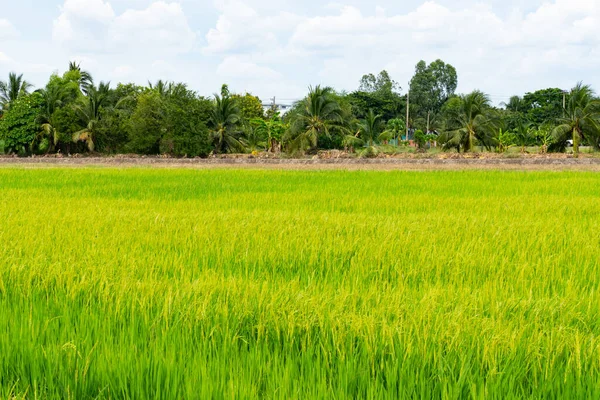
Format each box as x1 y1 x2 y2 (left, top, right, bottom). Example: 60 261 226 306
110 2 196 54
52 0 115 50
202 0 600 99
113 65 135 79
4 0 600 102
0 52 13 64
62 0 115 22
204 0 303 54
53 0 196 55
0 19 19 40
217 56 282 80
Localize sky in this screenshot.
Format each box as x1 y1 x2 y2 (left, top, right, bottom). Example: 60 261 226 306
1 0 599 105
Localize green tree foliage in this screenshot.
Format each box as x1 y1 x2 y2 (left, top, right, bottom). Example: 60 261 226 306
344 109 392 157
68 61 94 95
384 118 405 143
251 112 286 153
551 83 600 157
0 72 34 113
165 92 212 157
127 92 164 154
0 63 597 157
210 92 244 154
409 60 458 122
95 83 142 153
494 128 515 153
127 84 212 157
286 86 349 153
522 88 564 127
439 91 498 152
358 70 401 94
0 92 43 154
231 93 264 123
349 70 404 121
504 96 527 113
35 71 84 153
72 82 112 152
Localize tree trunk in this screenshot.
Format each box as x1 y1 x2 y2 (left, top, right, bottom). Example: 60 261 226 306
468 130 474 152
573 128 580 158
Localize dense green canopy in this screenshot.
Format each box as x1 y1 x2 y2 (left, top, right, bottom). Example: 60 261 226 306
1 61 598 156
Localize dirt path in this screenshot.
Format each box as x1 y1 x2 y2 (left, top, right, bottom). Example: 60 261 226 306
2 156 600 171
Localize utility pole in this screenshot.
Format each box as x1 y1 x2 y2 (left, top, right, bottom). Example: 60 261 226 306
426 111 430 134
405 89 410 144
562 90 567 117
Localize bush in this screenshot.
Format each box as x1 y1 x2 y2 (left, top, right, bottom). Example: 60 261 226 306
127 90 213 157
0 93 43 155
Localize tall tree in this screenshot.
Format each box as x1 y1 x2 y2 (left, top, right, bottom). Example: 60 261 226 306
351 70 404 121
409 60 458 121
0 72 33 112
72 82 112 152
36 82 70 153
504 96 527 113
68 61 94 95
231 93 264 123
344 109 390 157
210 92 243 154
522 88 564 127
551 83 600 157
358 70 401 94
287 86 349 153
439 90 497 152
0 92 43 154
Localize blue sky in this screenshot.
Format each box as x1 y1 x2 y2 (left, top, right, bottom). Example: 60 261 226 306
1 0 598 104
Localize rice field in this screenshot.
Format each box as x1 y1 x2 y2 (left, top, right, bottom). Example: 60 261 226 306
1 167 600 399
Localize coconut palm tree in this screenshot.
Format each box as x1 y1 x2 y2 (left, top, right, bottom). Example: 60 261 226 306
72 81 111 152
440 90 498 152
241 126 267 153
210 93 244 154
503 95 526 113
0 72 33 112
149 80 173 97
68 61 94 95
287 86 349 153
344 109 391 157
551 83 600 157
36 83 70 153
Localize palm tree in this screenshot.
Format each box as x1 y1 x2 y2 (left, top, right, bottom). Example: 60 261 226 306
288 86 349 153
149 80 173 97
241 126 266 153
503 95 525 113
36 84 69 153
72 82 111 152
68 62 93 95
0 72 33 111
513 117 532 153
344 109 391 157
551 83 600 157
440 90 497 152
210 93 243 154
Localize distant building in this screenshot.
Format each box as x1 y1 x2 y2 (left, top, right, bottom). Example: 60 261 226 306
262 103 293 116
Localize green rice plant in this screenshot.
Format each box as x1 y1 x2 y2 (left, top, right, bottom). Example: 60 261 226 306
0 168 600 399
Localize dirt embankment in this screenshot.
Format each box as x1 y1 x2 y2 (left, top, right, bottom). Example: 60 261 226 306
1 153 600 171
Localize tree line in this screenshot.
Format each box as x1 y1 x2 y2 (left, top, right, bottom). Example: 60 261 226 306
1 60 599 158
